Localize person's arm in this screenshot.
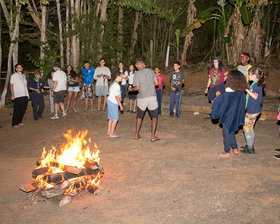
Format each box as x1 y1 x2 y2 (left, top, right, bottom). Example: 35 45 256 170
224 70 228 81
29 87 40 94
245 89 258 100
129 85 140 91
115 95 123 111
170 82 176 91
10 83 15 100
104 68 111 79
52 80 58 91
205 77 211 94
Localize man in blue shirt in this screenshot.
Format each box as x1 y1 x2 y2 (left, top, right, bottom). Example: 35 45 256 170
81 61 95 111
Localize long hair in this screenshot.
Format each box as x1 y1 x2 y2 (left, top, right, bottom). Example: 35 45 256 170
249 67 265 87
211 59 224 72
225 70 248 92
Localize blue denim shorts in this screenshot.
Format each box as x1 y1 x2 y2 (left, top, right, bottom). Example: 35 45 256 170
107 99 119 121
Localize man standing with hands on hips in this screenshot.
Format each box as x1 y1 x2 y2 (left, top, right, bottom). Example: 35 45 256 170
10 64 29 128
129 58 160 142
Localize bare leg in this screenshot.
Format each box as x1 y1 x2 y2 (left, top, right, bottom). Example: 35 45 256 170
133 100 137 111
90 100 94 111
129 99 132 110
97 96 101 111
151 117 158 139
59 102 65 113
54 103 59 115
85 99 88 110
66 91 73 110
107 119 112 135
109 120 118 137
72 92 78 109
102 96 107 111
135 117 142 139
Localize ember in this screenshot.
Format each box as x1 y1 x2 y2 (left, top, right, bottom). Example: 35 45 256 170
20 129 104 206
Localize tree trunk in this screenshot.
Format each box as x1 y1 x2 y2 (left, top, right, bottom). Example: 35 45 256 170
181 0 196 66
129 11 141 64
150 39 153 67
117 6 123 61
98 0 109 58
40 3 47 64
56 0 64 68
75 0 80 69
70 0 77 68
66 0 70 65
0 9 2 87
0 2 21 108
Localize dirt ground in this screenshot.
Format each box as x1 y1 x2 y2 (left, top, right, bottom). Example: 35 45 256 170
0 88 279 224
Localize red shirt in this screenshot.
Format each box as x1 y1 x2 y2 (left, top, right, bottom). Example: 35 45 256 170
156 73 165 90
209 67 227 87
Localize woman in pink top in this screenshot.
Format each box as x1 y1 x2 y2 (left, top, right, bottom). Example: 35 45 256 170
154 67 165 115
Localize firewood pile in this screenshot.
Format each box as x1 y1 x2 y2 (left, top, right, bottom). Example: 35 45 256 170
19 130 104 207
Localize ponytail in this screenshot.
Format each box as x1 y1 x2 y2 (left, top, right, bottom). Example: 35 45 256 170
249 67 265 87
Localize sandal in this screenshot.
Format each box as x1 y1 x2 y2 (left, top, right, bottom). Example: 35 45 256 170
151 137 160 142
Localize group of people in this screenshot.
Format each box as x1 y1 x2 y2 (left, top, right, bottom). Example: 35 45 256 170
206 53 266 157
9 54 277 158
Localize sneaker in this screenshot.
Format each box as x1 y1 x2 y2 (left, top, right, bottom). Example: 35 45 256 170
13 125 20 128
72 108 77 112
51 114 59 120
127 109 132 113
62 111 67 117
274 155 280 160
275 149 280 152
18 123 24 126
132 110 136 113
64 109 68 113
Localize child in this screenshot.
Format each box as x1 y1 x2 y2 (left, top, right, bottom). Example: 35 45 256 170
241 67 265 154
29 71 49 120
211 70 248 157
169 61 184 118
107 75 123 138
127 64 137 113
237 53 252 82
154 67 165 115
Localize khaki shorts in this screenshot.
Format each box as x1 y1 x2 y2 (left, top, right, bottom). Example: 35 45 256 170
137 96 158 111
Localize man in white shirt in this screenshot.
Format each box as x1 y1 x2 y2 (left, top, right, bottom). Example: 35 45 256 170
51 63 67 119
94 58 111 111
10 64 29 128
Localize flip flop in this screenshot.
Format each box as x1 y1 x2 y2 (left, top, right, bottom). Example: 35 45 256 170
109 136 120 139
217 152 230 158
134 135 142 140
151 137 160 142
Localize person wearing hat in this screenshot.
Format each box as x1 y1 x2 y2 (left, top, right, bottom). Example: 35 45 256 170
51 63 67 119
237 53 252 82
205 56 228 103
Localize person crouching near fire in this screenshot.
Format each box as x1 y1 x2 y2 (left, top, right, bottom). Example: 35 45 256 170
106 74 123 139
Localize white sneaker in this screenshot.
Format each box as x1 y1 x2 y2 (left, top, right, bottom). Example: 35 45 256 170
51 114 59 119
62 111 67 117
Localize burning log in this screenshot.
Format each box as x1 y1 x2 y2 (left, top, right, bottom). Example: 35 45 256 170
41 181 70 199
19 182 41 193
43 168 102 184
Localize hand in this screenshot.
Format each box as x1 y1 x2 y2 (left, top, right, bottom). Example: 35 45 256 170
205 87 209 94
171 87 176 91
51 91 54 97
37 89 41 94
120 106 124 111
11 95 15 100
128 87 132 91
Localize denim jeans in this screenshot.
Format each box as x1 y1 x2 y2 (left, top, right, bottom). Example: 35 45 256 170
223 125 238 153
47 79 54 113
169 90 182 117
121 85 127 105
156 89 162 114
31 93 45 120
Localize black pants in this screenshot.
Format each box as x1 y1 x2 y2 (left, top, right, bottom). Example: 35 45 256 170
12 96 28 126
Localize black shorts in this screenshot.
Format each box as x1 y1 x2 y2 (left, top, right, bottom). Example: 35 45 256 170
137 106 158 119
54 90 66 103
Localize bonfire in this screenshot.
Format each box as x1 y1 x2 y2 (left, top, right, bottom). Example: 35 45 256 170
20 129 104 207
